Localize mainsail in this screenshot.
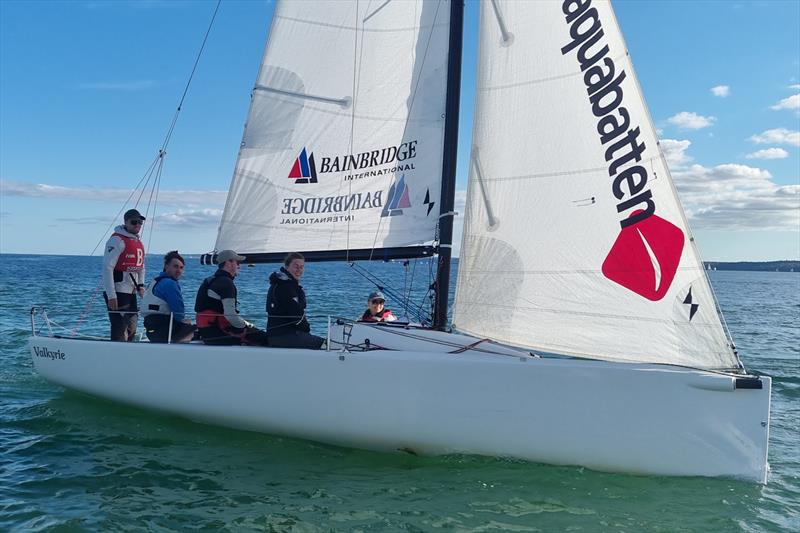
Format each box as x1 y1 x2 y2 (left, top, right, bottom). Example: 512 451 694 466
454 0 740 370
214 0 451 261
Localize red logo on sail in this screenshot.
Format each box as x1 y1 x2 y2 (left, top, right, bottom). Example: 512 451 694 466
288 148 318 184
601 211 684 301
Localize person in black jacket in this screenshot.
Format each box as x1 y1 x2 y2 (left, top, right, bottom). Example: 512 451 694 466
195 249 269 346
266 252 325 349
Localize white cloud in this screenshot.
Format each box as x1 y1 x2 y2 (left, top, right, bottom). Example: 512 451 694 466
53 208 222 228
660 139 693 168
749 128 800 146
771 94 800 111
672 163 799 230
790 84 800 90
667 111 716 130
745 148 789 160
155 209 223 227
454 189 467 216
710 85 730 97
0 179 227 206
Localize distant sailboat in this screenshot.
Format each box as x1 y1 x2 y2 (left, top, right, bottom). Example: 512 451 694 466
29 0 771 482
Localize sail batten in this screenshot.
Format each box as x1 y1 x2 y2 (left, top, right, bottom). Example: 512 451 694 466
454 0 739 370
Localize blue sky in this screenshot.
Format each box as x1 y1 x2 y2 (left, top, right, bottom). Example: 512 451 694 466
1 0 798 261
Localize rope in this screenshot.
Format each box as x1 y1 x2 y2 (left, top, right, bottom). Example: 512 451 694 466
449 338 491 354
71 278 104 338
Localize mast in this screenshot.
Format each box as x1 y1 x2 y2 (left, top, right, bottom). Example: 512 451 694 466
432 0 464 330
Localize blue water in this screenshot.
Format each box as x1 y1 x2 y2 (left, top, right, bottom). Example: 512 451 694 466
1 255 798 531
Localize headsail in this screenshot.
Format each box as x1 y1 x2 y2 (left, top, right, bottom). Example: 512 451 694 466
214 0 451 262
454 0 740 370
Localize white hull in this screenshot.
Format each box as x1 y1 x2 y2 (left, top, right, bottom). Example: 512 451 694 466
29 327 771 482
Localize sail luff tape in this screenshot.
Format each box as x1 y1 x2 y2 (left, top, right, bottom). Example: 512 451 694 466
253 85 351 108
490 0 514 46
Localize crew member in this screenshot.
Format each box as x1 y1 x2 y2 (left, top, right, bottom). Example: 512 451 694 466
266 252 325 349
102 208 146 341
141 250 196 343
194 250 269 346
359 291 397 322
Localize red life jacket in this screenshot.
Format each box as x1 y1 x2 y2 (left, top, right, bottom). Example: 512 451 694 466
196 309 233 330
113 232 145 273
195 275 234 331
360 308 396 322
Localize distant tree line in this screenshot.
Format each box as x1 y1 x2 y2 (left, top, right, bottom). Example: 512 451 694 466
704 261 800 272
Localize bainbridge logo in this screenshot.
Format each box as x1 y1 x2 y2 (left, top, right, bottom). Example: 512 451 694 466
288 148 318 184
381 175 412 217
601 211 684 301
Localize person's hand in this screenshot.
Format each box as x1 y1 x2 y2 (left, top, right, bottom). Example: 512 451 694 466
137 287 145 298
107 298 118 311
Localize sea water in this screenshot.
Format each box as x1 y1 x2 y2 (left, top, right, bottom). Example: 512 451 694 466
1 254 797 531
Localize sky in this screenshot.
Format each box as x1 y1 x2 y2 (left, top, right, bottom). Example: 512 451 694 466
1 0 798 261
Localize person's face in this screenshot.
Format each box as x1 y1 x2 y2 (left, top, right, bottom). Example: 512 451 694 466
369 298 385 314
287 259 305 280
125 217 144 234
164 258 185 280
224 259 242 277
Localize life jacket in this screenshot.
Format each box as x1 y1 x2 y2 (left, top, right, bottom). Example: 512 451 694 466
360 308 396 322
113 232 145 273
141 278 170 317
195 274 234 330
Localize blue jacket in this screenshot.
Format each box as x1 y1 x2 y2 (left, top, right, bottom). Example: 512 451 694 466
152 271 186 322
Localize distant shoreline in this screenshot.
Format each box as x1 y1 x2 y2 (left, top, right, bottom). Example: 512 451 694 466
703 261 799 272
1 253 798 272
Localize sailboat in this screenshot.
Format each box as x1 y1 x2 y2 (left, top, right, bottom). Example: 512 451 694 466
29 0 772 482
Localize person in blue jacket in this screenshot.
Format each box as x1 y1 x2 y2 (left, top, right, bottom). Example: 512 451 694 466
141 250 196 343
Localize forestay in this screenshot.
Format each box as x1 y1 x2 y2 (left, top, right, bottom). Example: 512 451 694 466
454 0 740 370
215 0 451 258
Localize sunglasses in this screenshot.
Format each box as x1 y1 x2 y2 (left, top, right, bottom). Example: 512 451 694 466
371 299 385 304
127 219 144 226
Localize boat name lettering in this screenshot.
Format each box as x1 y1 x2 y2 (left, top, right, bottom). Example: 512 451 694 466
319 141 417 174
281 191 383 215
33 346 66 360
560 0 655 229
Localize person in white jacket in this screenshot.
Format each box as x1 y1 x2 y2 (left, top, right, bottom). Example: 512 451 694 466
102 208 146 341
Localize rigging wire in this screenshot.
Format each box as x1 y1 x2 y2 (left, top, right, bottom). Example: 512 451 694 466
348 262 431 323
78 0 222 332
141 0 222 247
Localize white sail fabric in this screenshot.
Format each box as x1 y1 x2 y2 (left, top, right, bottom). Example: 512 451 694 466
454 0 739 370
215 0 450 255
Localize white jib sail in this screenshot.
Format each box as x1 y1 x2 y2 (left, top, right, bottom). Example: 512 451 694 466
454 0 739 370
215 0 450 255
